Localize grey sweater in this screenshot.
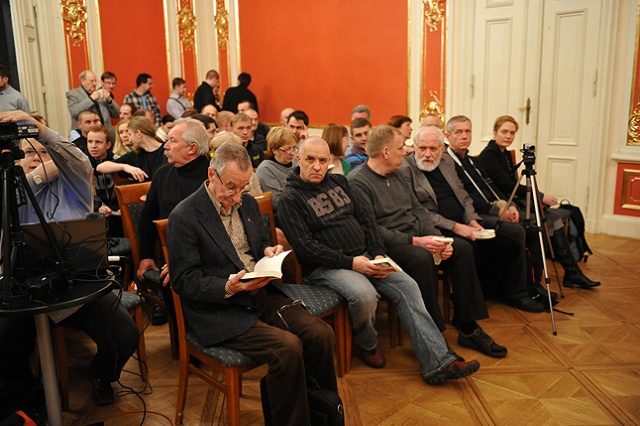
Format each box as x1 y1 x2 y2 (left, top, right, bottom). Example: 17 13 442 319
348 163 441 247
255 159 295 209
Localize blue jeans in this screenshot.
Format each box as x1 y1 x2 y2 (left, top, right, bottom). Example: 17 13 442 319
307 266 456 378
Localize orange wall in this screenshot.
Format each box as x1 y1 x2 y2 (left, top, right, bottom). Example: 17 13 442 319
98 0 170 115
237 0 408 126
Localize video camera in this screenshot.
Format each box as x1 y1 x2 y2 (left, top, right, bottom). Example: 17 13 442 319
0 121 39 147
520 143 536 168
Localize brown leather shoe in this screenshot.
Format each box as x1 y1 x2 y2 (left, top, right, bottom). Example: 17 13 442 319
361 347 386 368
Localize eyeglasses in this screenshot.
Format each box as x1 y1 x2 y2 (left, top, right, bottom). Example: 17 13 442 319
277 299 310 329
277 146 298 154
215 170 250 195
23 149 50 158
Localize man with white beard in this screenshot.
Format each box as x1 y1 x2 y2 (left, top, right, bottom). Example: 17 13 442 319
402 125 544 312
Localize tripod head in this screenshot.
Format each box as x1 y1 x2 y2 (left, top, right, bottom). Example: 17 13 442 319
520 143 537 175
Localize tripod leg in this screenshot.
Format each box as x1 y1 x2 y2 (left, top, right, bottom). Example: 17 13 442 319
529 175 557 335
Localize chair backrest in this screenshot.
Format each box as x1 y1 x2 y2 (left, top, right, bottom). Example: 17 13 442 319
115 182 152 267
253 192 277 245
153 218 189 349
153 218 170 263
253 192 304 284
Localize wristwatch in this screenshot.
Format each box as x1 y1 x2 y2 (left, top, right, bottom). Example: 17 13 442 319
30 170 43 186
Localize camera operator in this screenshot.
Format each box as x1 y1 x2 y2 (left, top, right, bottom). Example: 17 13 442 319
0 110 139 409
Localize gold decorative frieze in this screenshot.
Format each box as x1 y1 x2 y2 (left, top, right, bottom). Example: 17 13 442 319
214 1 229 48
420 91 445 126
628 103 640 146
177 3 197 50
422 0 445 32
60 0 87 46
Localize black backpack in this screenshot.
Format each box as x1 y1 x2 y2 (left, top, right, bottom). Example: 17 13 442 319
558 201 593 262
261 376 344 426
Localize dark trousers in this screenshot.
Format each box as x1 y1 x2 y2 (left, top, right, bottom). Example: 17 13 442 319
445 218 529 301
222 288 337 426
59 291 140 383
388 241 488 332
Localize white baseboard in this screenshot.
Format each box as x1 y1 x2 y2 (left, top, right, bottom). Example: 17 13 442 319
593 214 640 239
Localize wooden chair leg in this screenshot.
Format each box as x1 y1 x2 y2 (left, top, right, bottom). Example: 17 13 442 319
54 327 69 412
133 304 148 380
174 351 190 425
224 368 242 426
332 305 346 377
344 306 352 374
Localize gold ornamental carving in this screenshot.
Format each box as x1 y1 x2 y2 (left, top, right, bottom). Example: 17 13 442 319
422 0 445 32
177 3 197 50
420 91 445 128
629 103 640 146
60 0 87 46
214 1 229 48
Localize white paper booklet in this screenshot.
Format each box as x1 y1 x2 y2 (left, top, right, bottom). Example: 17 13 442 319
371 257 403 273
229 250 292 281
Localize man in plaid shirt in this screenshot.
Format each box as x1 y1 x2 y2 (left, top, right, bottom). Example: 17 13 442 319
123 73 161 126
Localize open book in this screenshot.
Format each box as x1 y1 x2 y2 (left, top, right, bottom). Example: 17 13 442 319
371 257 403 273
229 250 292 281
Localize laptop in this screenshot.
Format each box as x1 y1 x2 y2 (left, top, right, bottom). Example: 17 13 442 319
19 213 110 280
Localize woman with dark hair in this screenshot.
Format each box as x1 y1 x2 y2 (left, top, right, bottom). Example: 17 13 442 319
477 115 600 290
96 116 166 181
388 114 414 153
255 126 297 209
322 123 351 176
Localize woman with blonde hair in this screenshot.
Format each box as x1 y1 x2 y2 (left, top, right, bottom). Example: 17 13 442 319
255 126 297 209
112 119 133 158
96 116 166 181
322 123 351 175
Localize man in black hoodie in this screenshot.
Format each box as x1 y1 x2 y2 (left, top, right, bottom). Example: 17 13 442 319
277 136 480 385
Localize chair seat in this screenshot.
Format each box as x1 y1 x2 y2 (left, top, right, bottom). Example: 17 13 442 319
115 290 143 310
279 284 343 317
186 333 255 367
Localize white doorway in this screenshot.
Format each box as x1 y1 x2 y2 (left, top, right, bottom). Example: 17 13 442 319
449 0 603 210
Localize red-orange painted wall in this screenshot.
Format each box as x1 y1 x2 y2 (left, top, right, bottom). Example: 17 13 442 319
237 0 408 126
98 0 170 115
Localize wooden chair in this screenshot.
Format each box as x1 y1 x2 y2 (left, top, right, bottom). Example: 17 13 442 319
253 192 350 377
153 219 262 426
54 284 148 411
116 182 179 359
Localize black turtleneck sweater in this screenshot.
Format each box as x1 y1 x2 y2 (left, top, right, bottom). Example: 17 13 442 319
138 155 210 259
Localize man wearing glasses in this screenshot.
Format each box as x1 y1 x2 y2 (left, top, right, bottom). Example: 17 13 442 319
4 111 94 224
0 110 139 407
168 142 337 426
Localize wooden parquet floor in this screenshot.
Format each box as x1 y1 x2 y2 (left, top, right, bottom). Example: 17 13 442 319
60 233 640 425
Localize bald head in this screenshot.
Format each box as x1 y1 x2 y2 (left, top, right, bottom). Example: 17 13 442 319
298 136 330 184
280 107 294 126
80 70 97 93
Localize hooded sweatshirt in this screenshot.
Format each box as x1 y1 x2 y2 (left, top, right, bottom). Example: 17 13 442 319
276 167 385 276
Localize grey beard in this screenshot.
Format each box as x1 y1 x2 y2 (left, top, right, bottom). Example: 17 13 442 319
416 156 440 172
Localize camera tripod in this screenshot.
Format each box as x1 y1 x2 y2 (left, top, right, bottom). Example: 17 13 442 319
1 140 71 307
502 146 558 335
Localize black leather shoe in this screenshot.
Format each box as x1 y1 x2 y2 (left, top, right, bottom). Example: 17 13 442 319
151 305 169 326
503 296 545 313
458 328 508 358
563 267 600 289
90 377 114 406
529 285 558 304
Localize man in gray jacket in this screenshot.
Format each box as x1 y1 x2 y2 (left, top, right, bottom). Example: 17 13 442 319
66 70 120 138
